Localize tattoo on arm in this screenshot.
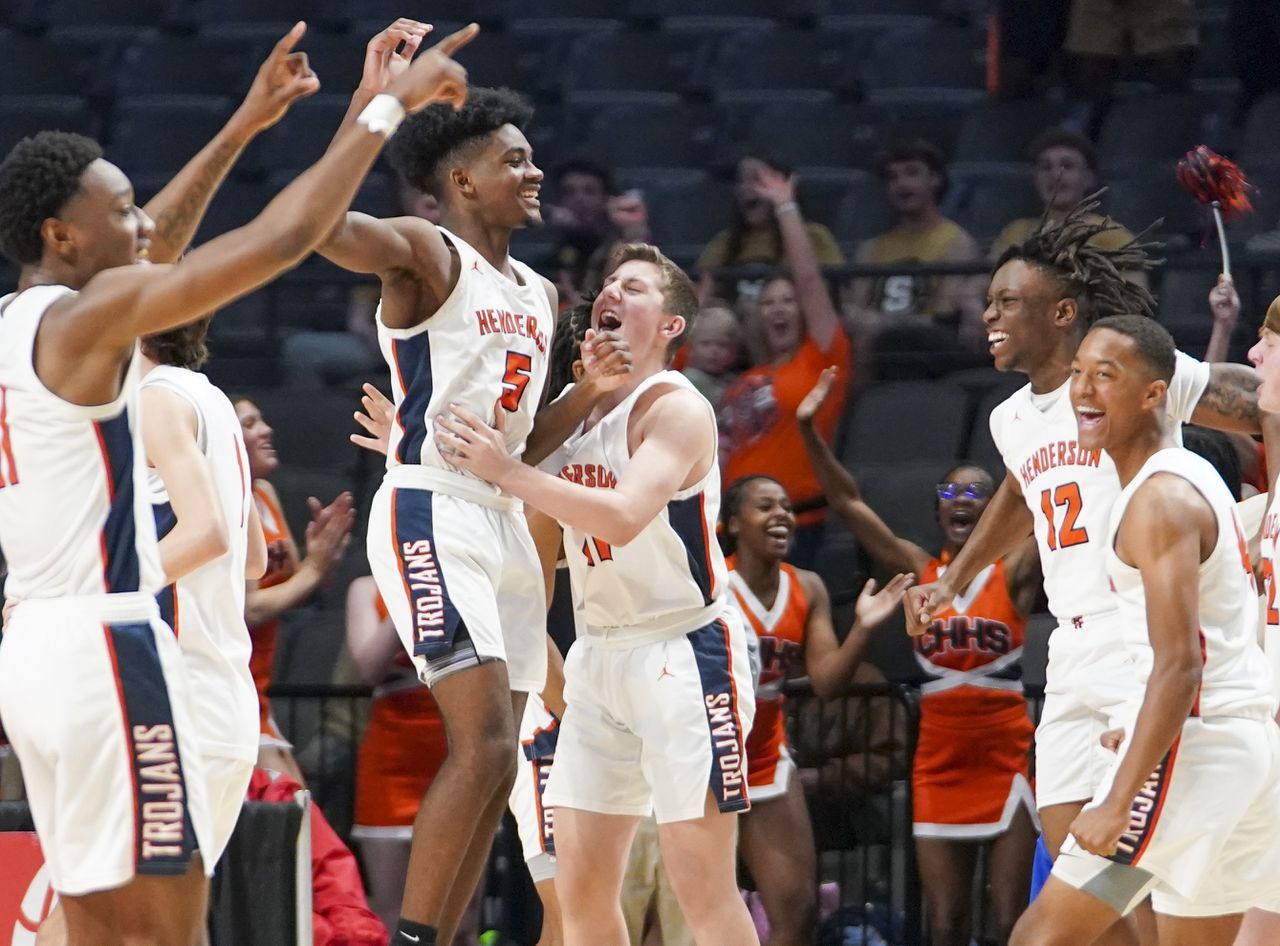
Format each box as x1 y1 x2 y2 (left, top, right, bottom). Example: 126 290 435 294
149 138 243 255
1197 363 1261 433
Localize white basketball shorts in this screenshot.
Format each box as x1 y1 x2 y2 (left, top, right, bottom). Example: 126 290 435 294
367 482 547 693
0 593 213 896
544 610 756 824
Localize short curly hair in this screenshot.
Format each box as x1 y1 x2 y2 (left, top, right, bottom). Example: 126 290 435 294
387 87 534 198
0 131 103 266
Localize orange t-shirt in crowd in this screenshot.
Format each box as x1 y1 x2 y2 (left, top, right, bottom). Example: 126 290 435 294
250 482 295 737
718 328 851 525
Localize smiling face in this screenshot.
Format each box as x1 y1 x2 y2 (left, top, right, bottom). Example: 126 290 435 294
1070 327 1166 453
984 259 1076 374
687 307 740 376
456 124 544 229
58 158 153 282
1034 145 1097 213
757 276 804 359
592 258 686 369
1248 325 1280 413
557 170 608 231
729 478 795 562
235 399 278 479
935 465 994 551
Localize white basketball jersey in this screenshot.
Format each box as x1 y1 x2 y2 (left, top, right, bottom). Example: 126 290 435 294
542 371 727 642
989 350 1208 625
1106 448 1275 719
0 286 163 599
1258 491 1280 702
379 228 553 500
143 365 258 762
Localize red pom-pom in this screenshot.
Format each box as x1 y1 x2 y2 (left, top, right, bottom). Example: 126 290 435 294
1176 145 1254 221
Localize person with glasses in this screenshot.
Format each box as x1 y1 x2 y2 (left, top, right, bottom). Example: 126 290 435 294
799 369 1042 946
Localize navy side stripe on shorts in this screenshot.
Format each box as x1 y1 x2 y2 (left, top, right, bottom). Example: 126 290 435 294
94 411 141 593
392 333 433 465
152 501 179 633
102 621 198 876
1110 738 1180 868
688 618 750 813
668 492 715 606
390 488 463 661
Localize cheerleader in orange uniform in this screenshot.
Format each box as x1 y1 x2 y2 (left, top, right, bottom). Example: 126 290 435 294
234 397 355 782
722 475 914 946
345 576 453 934
799 368 1041 946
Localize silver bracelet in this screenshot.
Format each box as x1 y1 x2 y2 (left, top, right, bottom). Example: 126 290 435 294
357 93 406 139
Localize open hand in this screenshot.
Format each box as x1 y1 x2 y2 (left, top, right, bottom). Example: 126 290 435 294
751 164 796 208
351 382 395 455
433 404 516 485
386 23 479 113
797 366 838 425
234 22 321 133
303 492 355 578
359 18 432 96
854 573 916 630
1069 802 1129 857
581 329 633 394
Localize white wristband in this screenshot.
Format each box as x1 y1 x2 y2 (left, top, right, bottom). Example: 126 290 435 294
775 200 799 216
357 94 406 139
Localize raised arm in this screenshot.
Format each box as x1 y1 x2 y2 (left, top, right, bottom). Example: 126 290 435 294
1067 477 1210 856
751 166 839 351
246 499 268 580
438 386 715 548
523 329 632 466
1204 273 1240 365
39 25 478 407
797 368 929 577
141 385 229 584
143 24 320 264
802 570 914 699
903 471 1034 633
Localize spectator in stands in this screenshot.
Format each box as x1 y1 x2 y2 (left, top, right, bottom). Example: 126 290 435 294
235 397 355 784
546 159 613 294
281 180 440 389
716 163 853 568
1065 0 1199 99
346 575 481 944
721 475 913 946
697 154 844 303
848 139 986 351
681 302 742 409
799 369 1042 946
247 767 387 946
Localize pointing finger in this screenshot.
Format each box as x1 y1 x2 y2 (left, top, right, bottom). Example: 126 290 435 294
433 22 480 56
273 21 307 57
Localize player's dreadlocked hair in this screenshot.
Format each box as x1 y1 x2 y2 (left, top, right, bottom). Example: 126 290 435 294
387 87 534 198
546 301 593 401
993 191 1160 324
0 131 103 266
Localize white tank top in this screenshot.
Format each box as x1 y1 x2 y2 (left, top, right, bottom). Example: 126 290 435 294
542 371 727 643
1257 491 1280 703
378 227 553 505
143 365 258 762
0 286 163 600
989 350 1209 628
1107 448 1275 720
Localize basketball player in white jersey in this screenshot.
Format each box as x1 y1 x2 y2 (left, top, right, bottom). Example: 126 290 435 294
903 199 1265 946
436 243 759 946
141 319 268 862
0 27 477 945
1010 315 1280 946
317 40 630 941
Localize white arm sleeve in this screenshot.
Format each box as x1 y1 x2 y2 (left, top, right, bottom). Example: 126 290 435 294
1168 350 1212 424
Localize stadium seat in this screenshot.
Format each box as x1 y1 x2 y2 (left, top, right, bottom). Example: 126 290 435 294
862 27 985 96
323 0 499 28
245 95 351 174
205 293 275 359
116 33 264 100
848 461 947 554
844 380 969 465
951 169 1040 247
951 101 1076 169
237 387 366 474
500 0 628 36
631 0 803 21
583 103 716 169
632 173 733 263
831 176 897 245
563 31 710 102
966 382 1024 480
110 97 236 177
11 0 168 40
0 96 95 154
1096 94 1230 175
1240 94 1280 172
709 29 864 101
451 32 565 102
812 0 938 29
1155 267 1217 324
744 102 895 173
794 170 872 231
180 0 335 40
0 33 103 97
1105 171 1206 244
